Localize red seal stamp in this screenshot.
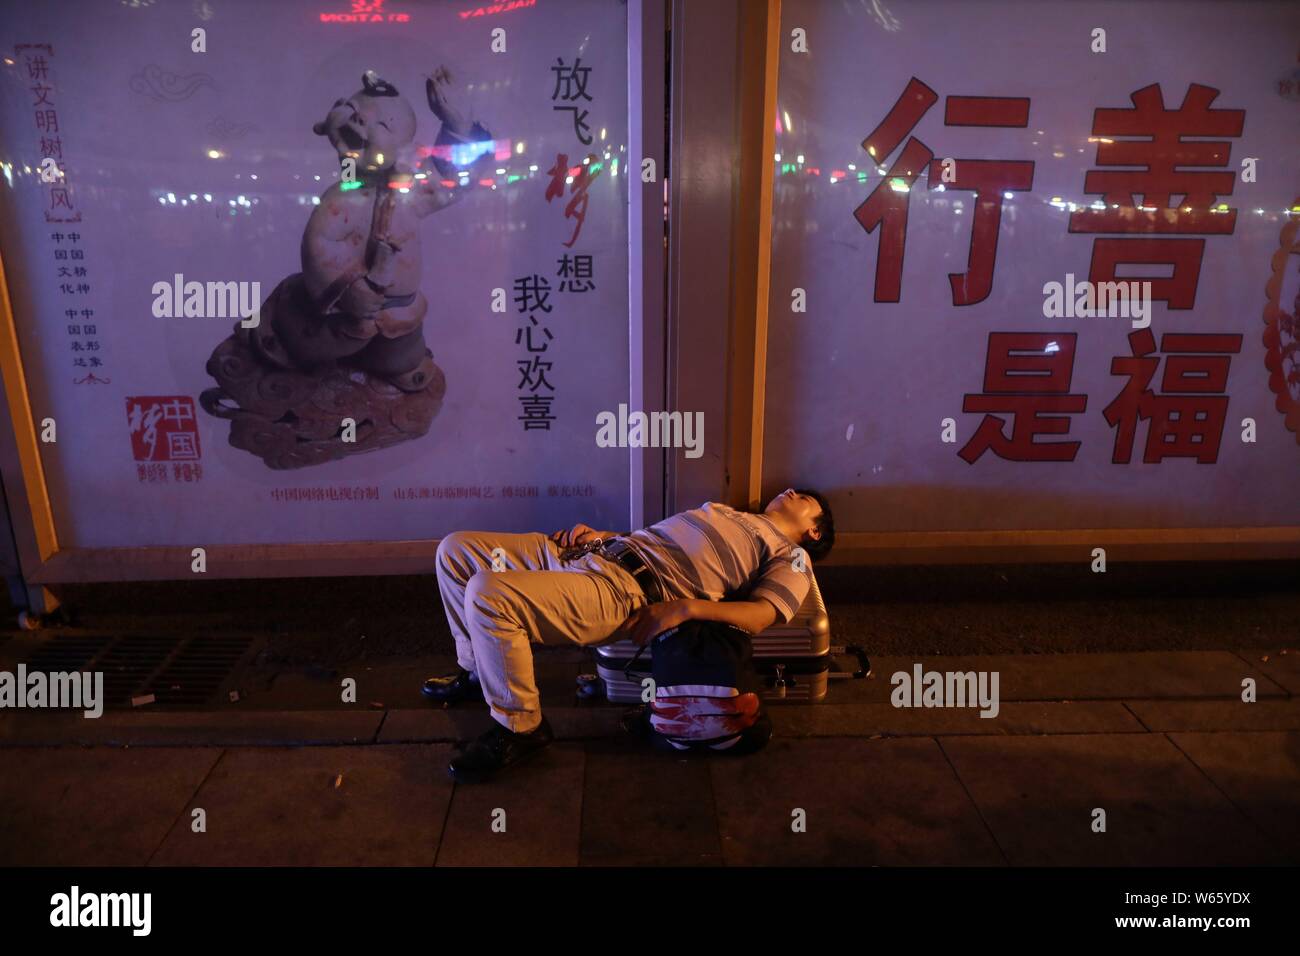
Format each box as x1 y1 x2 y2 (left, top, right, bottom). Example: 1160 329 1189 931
1263 199 1300 443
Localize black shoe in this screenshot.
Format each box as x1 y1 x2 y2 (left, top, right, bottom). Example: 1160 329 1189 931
448 717 554 783
421 668 483 703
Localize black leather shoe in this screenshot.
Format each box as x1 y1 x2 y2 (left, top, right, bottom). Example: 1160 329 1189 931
421 668 483 703
448 717 554 783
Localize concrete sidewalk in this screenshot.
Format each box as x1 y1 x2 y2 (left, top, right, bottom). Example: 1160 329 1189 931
0 649 1296 866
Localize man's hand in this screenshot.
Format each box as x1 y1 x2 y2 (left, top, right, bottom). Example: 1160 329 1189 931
550 523 617 549
611 599 692 646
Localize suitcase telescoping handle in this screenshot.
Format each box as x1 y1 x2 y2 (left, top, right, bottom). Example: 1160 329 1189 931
828 645 872 680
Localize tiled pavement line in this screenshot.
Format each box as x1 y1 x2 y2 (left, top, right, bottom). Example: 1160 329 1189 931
1161 731 1276 849
145 747 229 866
1121 701 1153 732
935 736 1011 866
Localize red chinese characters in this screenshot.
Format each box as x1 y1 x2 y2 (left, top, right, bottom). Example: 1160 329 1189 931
1069 84 1244 311
544 152 601 248
126 396 201 462
854 77 1034 305
959 333 1087 463
1104 329 1242 463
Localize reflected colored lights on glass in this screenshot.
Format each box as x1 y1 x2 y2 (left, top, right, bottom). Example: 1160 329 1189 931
207 149 222 159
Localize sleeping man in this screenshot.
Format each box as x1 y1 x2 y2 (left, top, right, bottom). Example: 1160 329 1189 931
422 488 834 782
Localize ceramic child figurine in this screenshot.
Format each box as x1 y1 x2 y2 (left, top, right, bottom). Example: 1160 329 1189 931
202 68 493 468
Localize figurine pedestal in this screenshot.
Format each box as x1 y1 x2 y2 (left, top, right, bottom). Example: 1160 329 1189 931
201 330 445 470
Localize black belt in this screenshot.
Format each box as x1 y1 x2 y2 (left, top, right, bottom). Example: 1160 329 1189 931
595 538 664 605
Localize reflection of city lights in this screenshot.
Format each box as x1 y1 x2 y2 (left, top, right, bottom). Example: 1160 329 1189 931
167 192 176 203
889 178 909 193
528 164 538 172
1004 192 1013 200
796 154 804 164
1045 341 1060 354
516 141 524 154
207 149 222 159
783 111 792 133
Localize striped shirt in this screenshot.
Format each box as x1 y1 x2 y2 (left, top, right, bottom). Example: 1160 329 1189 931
627 502 812 623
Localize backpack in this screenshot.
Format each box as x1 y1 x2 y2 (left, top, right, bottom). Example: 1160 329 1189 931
624 619 772 753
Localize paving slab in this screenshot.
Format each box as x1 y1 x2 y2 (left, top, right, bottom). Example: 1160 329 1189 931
149 745 451 866
940 734 1281 866
769 701 1143 737
580 740 723 866
0 746 221 866
842 653 1290 704
1233 648 1300 695
436 744 585 866
379 704 624 743
0 709 384 746
1166 731 1300 860
709 737 1005 866
1126 699 1300 732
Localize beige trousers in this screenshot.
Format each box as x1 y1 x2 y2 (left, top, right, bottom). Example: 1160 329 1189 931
435 530 649 732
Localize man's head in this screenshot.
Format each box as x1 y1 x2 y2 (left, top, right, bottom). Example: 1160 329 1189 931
763 487 834 562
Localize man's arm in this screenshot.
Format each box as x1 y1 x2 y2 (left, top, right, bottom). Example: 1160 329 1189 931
614 597 777 645
677 597 777 635
550 523 625 549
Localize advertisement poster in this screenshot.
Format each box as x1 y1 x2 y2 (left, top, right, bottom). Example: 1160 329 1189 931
0 0 632 548
764 0 1300 532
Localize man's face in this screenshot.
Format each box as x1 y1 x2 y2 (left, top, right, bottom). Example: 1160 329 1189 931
764 488 823 542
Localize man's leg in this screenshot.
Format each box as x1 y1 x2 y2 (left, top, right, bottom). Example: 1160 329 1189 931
435 530 559 674
464 561 646 732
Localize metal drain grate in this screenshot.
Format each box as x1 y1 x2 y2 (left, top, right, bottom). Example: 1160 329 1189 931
18 634 253 708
